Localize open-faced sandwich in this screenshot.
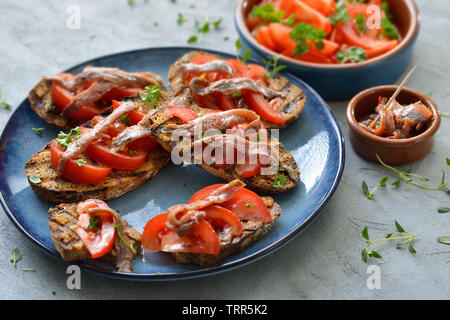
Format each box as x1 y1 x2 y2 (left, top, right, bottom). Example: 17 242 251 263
29 66 169 129
111 105 300 194
48 199 141 272
168 50 306 128
141 180 281 267
25 99 170 203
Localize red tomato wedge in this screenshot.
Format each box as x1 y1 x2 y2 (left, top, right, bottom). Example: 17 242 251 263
241 90 286 125
203 205 243 237
101 87 139 103
142 213 220 255
111 100 146 125
299 0 336 17
188 184 272 223
76 207 116 259
50 140 111 184
167 105 199 123
214 92 236 111
281 0 332 34
257 26 277 51
80 127 150 171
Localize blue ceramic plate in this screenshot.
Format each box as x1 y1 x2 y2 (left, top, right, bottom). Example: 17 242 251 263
0 47 344 281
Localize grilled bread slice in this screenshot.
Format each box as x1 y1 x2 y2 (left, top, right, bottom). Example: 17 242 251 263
147 107 300 194
29 72 168 129
171 196 281 267
25 143 170 203
168 50 306 129
48 202 141 271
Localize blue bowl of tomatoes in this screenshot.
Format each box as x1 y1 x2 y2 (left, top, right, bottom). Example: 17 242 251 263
235 0 420 100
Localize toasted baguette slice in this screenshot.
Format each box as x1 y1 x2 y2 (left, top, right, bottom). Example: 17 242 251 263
171 196 281 267
148 107 300 194
29 72 168 129
168 50 306 129
48 202 141 271
25 144 170 203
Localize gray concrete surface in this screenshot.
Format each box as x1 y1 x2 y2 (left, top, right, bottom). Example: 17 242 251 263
0 0 449 300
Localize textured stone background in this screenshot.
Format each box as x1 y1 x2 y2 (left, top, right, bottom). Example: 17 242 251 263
0 0 449 299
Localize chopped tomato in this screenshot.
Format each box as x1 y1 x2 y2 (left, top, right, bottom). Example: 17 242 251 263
188 184 272 222
142 213 220 255
166 105 199 123
50 140 111 184
257 26 277 51
203 205 243 237
299 0 336 17
76 207 116 259
281 0 332 34
241 90 286 125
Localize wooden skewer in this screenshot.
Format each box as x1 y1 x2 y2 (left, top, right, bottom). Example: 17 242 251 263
369 65 418 128
385 65 417 109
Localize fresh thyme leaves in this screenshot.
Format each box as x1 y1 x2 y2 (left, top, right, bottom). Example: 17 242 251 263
446 158 450 166
22 268 36 272
355 13 367 32
361 221 418 262
328 0 350 25
10 248 22 268
250 3 286 24
376 154 450 192
336 46 367 63
76 159 87 167
114 223 137 254
437 236 450 245
262 55 286 79
141 84 161 103
195 16 210 34
0 89 12 110
32 128 45 137
29 175 41 184
273 173 287 189
235 39 252 63
438 207 450 214
55 127 81 149
88 216 100 230
441 112 450 116
187 35 198 43
177 13 188 24
289 23 326 56
362 176 388 199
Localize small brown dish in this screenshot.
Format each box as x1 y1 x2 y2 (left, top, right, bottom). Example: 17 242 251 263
346 85 441 165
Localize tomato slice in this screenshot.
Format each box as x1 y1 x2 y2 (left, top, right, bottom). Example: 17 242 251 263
50 140 111 184
299 0 336 17
77 199 109 214
247 64 267 81
241 90 286 125
160 220 220 255
166 105 199 123
101 87 139 103
225 59 251 78
214 92 236 111
203 205 243 237
65 103 108 122
257 26 277 51
188 184 272 222
111 100 146 125
51 81 73 112
235 163 262 178
76 207 116 259
142 213 221 255
141 213 169 253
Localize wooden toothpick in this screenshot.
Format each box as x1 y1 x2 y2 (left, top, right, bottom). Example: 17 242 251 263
386 65 417 109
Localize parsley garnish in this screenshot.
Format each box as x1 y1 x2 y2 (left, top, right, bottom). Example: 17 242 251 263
336 46 367 63
289 23 326 56
32 128 45 137
381 17 400 39
129 149 137 155
246 201 256 208
76 159 87 167
55 127 81 149
355 13 367 32
361 221 418 263
140 84 161 103
250 3 286 24
88 216 100 230
273 173 287 189
328 0 350 25
120 114 130 124
262 55 286 79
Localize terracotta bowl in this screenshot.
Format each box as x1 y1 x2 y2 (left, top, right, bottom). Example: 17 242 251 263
235 0 420 100
346 85 441 165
